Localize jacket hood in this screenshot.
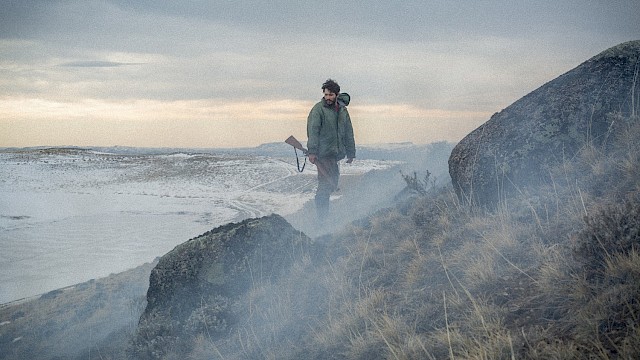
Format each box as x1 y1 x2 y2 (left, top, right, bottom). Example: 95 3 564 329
337 92 350 106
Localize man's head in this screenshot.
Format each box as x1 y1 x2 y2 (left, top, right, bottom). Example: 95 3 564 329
322 79 340 106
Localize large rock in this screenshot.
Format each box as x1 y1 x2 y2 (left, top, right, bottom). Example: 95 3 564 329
449 40 640 207
131 214 310 359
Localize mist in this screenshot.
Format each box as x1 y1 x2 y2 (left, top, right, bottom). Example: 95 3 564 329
0 141 452 359
2 115 639 358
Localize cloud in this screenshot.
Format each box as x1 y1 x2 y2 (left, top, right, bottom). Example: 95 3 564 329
99 1 640 43
58 60 142 68
1 0 639 147
0 96 490 147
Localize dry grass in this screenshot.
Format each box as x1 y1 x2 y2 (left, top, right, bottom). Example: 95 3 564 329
154 112 640 359
0 261 155 360
28 112 631 359
280 113 640 360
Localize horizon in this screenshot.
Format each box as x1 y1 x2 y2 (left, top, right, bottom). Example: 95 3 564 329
1 1 639 148
0 138 450 151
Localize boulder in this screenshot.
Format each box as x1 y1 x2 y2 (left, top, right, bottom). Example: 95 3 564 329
449 40 640 207
131 214 310 359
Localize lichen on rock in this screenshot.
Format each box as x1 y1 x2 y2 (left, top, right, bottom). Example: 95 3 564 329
130 214 311 359
449 40 640 207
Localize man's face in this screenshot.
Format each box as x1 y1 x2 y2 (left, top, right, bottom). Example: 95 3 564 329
323 89 337 105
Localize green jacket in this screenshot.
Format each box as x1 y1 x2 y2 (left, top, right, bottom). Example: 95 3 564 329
307 93 356 160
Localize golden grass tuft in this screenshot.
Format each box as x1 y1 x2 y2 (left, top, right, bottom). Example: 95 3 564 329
153 112 640 359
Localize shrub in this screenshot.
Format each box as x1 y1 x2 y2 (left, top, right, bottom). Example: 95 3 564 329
401 170 434 196
573 198 640 282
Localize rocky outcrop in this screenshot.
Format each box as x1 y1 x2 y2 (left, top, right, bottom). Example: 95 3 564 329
449 40 640 207
131 214 310 359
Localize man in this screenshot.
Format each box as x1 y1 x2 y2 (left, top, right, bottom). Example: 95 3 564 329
307 79 356 221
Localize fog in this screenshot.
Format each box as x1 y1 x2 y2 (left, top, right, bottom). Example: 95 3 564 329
0 141 453 359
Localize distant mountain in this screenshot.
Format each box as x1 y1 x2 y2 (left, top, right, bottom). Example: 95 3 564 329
3 141 455 167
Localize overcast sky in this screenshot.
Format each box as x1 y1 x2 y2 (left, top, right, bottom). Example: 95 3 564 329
1 0 638 148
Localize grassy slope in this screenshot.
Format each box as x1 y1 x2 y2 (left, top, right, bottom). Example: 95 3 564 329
0 145 444 360
3 113 639 359
0 260 156 360
182 117 640 359
318 118 640 359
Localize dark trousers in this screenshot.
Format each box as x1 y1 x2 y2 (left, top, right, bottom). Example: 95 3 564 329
314 157 339 221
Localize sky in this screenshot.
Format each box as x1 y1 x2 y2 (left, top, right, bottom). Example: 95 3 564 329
1 0 639 148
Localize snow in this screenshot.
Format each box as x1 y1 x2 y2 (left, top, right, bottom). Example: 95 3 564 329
0 148 399 304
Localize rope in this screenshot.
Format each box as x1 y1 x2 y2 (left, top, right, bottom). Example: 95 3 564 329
294 147 306 172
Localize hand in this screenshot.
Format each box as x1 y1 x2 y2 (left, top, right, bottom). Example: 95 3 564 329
346 158 354 164
308 154 317 164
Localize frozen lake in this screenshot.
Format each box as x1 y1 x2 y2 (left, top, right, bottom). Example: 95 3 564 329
0 147 399 303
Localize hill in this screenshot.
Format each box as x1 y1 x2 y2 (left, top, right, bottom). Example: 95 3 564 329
126 114 639 359
0 141 451 359
2 41 639 359
125 41 639 359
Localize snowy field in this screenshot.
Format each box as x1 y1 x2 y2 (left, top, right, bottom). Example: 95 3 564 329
0 147 399 304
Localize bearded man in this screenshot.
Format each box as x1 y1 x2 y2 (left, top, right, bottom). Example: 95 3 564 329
306 79 356 221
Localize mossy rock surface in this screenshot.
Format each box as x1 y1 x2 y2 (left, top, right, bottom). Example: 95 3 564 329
449 40 640 207
132 214 310 359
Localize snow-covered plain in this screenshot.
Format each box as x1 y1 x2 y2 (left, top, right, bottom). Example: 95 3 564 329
0 147 399 304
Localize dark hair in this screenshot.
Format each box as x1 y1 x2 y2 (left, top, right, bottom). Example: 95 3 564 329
322 79 340 94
